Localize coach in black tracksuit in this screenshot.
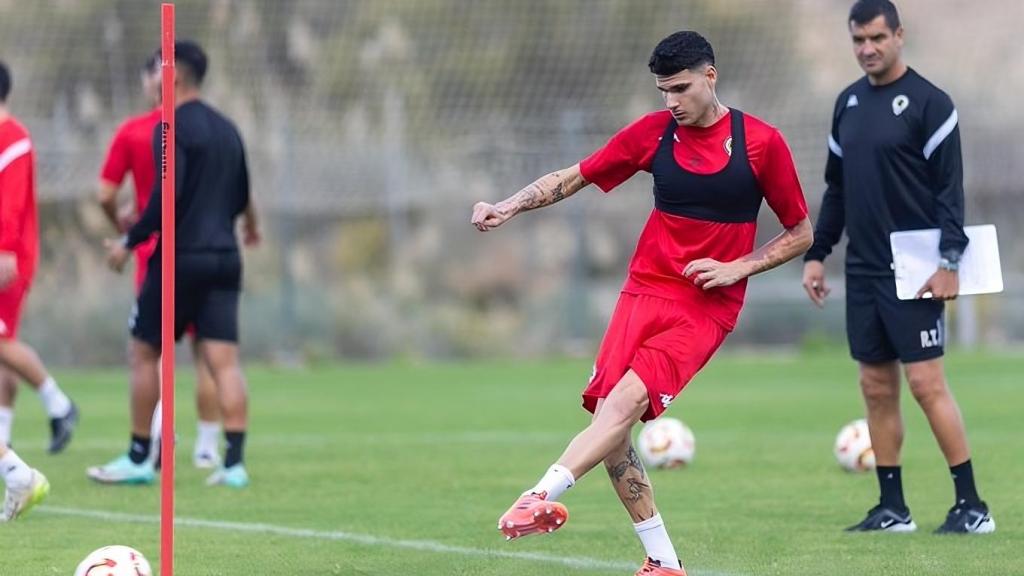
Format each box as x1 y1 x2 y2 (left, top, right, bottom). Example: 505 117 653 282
102 41 255 488
802 1 993 534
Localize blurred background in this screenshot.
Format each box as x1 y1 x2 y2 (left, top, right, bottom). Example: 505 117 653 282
1 0 1021 365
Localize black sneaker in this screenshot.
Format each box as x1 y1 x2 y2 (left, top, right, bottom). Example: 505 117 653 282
845 504 917 532
48 402 78 454
934 500 995 534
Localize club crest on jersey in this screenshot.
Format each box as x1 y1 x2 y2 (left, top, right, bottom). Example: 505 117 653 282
723 137 733 156
846 94 859 108
892 94 910 116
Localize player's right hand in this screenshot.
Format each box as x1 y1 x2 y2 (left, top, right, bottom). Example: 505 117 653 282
471 202 511 231
802 260 830 308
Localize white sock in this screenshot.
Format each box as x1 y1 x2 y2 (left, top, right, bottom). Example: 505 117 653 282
0 448 32 489
0 407 12 446
634 514 681 570
524 464 575 502
195 420 220 453
149 401 163 460
37 377 72 418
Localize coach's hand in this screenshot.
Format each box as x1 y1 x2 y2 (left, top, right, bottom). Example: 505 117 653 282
683 258 749 290
243 220 262 247
471 202 513 231
802 260 830 308
916 269 958 300
104 239 130 273
0 252 17 289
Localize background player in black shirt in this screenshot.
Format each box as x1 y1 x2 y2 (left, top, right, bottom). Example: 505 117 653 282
91 41 257 489
802 1 993 534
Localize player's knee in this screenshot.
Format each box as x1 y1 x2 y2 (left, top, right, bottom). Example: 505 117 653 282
907 374 948 406
859 376 898 405
603 379 648 426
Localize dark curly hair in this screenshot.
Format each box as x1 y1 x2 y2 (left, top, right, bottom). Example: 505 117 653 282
648 31 715 76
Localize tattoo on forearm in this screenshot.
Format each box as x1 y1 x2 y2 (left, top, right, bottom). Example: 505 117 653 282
499 169 581 215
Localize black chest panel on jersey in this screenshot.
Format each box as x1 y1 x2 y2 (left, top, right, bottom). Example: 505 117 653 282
651 108 763 223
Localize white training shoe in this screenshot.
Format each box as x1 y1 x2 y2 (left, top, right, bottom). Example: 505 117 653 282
2 469 50 522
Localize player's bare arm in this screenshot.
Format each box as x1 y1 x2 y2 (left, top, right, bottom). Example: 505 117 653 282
97 180 127 232
0 251 17 289
684 217 813 290
471 164 589 231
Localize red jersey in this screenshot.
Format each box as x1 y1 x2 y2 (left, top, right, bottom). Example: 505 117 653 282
580 109 808 331
0 116 38 282
100 108 161 213
100 108 160 290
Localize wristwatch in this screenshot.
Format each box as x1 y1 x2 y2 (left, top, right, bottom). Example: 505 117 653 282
938 250 961 272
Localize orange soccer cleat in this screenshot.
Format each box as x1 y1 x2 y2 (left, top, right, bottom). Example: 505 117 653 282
497 491 568 541
635 557 687 576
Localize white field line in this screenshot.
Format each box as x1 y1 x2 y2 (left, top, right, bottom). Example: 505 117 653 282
40 506 743 576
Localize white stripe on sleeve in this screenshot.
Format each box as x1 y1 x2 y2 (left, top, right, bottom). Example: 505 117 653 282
923 109 958 160
0 138 32 174
827 134 843 158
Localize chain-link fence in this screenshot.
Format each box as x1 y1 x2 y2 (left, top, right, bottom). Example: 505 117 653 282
2 0 1021 364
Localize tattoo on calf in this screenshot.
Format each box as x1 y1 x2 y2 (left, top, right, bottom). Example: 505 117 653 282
608 446 647 483
626 478 649 503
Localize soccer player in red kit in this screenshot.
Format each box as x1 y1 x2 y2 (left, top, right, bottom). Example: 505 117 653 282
471 32 812 575
97 52 227 469
0 60 78 455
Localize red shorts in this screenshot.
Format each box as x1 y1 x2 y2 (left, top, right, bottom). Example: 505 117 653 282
0 280 29 340
583 292 729 421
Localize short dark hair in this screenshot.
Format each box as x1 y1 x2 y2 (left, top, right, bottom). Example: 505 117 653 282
143 50 161 75
648 31 715 76
174 40 208 86
849 0 901 31
0 60 11 102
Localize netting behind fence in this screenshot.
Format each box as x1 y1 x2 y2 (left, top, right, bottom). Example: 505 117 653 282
1 0 1022 362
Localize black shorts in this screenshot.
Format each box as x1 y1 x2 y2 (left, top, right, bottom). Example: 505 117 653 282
845 275 944 364
131 251 242 346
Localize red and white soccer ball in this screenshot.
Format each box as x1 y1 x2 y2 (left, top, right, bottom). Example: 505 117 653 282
834 418 876 472
637 417 695 469
74 545 152 576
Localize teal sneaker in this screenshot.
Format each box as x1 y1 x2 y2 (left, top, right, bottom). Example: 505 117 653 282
206 464 249 488
86 454 155 485
2 469 50 521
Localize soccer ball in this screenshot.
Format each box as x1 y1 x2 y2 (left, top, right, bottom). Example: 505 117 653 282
636 417 695 469
833 418 876 472
74 546 152 576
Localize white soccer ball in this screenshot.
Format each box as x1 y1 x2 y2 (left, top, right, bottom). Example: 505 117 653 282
637 417 695 469
834 418 876 472
74 545 152 576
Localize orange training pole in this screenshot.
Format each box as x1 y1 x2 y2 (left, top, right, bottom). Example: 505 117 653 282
160 4 176 576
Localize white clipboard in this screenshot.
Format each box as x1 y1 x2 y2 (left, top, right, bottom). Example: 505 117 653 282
890 225 1003 300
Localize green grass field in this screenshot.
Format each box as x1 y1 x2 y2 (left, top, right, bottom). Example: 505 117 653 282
2 350 1021 575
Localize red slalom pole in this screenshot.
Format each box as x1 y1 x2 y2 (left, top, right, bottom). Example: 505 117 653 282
160 4 176 576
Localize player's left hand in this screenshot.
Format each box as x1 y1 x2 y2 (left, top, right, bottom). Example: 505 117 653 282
104 238 131 273
0 251 18 289
915 268 959 300
683 258 750 290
